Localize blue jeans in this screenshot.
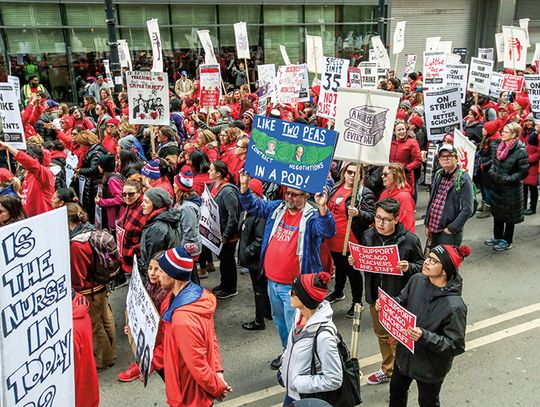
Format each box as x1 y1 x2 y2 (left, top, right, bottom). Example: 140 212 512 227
268 280 296 349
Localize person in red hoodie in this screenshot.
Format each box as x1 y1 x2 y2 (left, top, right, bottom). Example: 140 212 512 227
227 137 249 185
189 150 212 196
72 290 100 407
0 141 54 217
156 246 232 407
389 120 422 196
141 159 175 197
102 118 120 154
378 163 416 233
520 113 539 215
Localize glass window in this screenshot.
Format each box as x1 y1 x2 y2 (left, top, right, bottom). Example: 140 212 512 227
120 28 172 52
1 3 61 27
69 28 111 53
170 5 216 49
65 4 107 27
342 5 377 23
263 6 303 65
118 4 169 27
305 5 335 24
218 5 260 48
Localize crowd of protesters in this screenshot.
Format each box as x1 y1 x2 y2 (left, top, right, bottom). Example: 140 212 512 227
0 52 538 407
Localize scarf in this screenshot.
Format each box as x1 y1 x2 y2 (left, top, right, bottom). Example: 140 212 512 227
496 139 517 161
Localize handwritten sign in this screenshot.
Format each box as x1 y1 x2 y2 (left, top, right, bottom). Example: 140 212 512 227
453 47 467 63
349 243 401 275
489 72 504 100
317 57 350 119
423 51 447 89
348 67 362 89
200 185 223 255
234 22 250 59
147 19 163 72
0 208 75 406
276 65 304 105
454 128 476 175
126 71 169 125
378 288 416 353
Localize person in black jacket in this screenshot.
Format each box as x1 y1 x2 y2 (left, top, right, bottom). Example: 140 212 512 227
239 179 271 330
349 198 424 386
379 244 469 407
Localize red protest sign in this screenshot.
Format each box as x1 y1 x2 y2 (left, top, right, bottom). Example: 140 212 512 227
502 74 525 93
349 242 402 275
378 288 416 353
200 64 221 108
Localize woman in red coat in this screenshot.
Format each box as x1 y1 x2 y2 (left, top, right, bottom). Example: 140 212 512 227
227 137 249 185
198 130 220 162
219 127 242 166
378 163 416 233
389 121 422 196
520 114 539 214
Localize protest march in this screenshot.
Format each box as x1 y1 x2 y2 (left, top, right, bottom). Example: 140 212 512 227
1 8 540 407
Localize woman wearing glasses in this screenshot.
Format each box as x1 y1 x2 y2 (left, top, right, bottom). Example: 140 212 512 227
228 137 249 185
378 163 416 233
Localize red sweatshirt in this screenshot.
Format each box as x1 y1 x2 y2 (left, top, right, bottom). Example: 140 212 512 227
389 136 422 194
378 186 416 233
16 150 55 217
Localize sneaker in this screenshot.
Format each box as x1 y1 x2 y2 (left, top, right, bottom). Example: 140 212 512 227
198 270 209 279
215 290 238 299
493 240 512 251
346 303 362 319
326 292 345 304
242 320 265 331
366 370 390 385
211 285 222 293
207 263 216 272
239 266 250 275
484 238 501 246
117 362 140 382
476 210 491 219
270 355 282 370
524 208 536 216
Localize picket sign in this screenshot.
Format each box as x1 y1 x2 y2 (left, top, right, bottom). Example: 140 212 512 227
423 51 446 89
371 35 391 69
280 45 291 65
495 33 505 63
501 74 525 93
477 48 494 61
502 26 527 71
424 87 463 141
126 71 169 126
147 19 163 72
453 47 468 63
525 75 540 124
467 57 494 96
0 83 26 149
306 35 324 74
378 288 416 353
358 62 378 89
349 243 402 275
200 185 223 255
317 57 350 119
200 64 222 108
445 63 469 103
197 30 218 65
489 72 505 100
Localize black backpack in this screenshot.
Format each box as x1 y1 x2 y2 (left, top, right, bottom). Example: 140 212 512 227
88 229 120 284
299 325 362 406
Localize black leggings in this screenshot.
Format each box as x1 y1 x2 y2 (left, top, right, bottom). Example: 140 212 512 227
523 184 538 211
248 268 271 323
493 219 515 244
218 241 238 292
330 251 363 304
389 365 443 407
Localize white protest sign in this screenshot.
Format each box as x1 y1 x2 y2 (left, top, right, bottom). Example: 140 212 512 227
103 59 114 85
446 54 462 65
257 64 276 85
0 208 75 407
280 45 291 65
532 43 540 65
65 151 78 187
0 83 26 149
445 63 468 103
403 55 417 79
525 75 540 124
393 21 406 55
275 65 304 104
519 18 530 48
147 19 163 72
317 57 350 119
127 259 160 386
369 49 376 62
200 185 223 255
438 41 453 55
118 39 133 70
306 35 324 73
334 87 401 164
495 33 505 62
371 36 391 69
126 71 169 125
478 48 494 61
298 64 310 102
423 51 447 89
197 30 218 65
502 26 527 71
358 62 378 89
489 72 504 100
7 76 20 101
467 57 494 95
426 37 441 52
199 64 222 109
234 22 250 59
454 128 476 176
348 67 362 89
424 86 462 141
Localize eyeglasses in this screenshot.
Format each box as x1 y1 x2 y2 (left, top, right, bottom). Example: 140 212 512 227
381 172 390 177
289 290 297 297
285 191 305 198
122 192 137 197
346 170 356 176
106 124 116 128
374 215 395 225
424 256 442 265
438 154 455 160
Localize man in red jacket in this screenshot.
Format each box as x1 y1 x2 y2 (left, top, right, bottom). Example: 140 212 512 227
157 246 232 407
0 141 54 216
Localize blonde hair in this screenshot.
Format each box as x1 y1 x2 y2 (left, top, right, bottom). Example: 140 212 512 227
119 122 136 135
199 129 216 146
385 163 407 190
504 122 521 138
0 177 22 196
74 130 100 146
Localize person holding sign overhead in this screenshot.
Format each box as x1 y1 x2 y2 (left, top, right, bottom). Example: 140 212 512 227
376 244 469 407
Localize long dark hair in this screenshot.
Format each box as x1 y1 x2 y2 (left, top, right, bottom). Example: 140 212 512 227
211 160 231 181
190 150 210 174
0 195 27 225
119 149 144 178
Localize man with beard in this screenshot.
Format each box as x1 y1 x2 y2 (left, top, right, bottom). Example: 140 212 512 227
22 75 50 106
238 170 336 370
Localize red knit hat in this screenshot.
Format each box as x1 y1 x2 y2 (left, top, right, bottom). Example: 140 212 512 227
106 117 120 126
248 178 263 197
0 168 14 182
483 120 499 135
430 245 471 280
408 115 423 128
396 109 408 121
515 95 530 110
291 272 331 309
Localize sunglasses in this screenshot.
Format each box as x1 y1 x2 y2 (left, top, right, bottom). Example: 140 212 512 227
106 124 116 128
346 170 356 176
122 192 137 197
381 172 390 177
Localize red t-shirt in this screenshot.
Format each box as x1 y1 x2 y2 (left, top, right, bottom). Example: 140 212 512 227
264 210 302 284
326 185 358 252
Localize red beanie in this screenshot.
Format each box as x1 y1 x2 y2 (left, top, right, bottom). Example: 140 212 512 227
248 178 263 197
396 109 408 121
483 120 499 136
515 95 530 110
408 115 423 128
291 272 331 309
0 168 14 182
106 117 120 126
431 245 471 280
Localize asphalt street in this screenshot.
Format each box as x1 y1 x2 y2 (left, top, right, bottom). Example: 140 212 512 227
99 187 540 407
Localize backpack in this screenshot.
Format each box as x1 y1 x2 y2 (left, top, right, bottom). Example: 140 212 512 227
299 325 362 407
434 168 478 217
88 229 120 284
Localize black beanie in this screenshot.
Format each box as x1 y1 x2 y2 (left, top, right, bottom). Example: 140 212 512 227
430 245 471 280
291 272 331 310
99 154 116 172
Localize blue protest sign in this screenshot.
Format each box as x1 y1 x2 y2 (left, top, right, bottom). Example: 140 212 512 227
244 115 337 193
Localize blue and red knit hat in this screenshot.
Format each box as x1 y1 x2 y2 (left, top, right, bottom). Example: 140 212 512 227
158 246 194 281
141 159 161 179
174 170 194 191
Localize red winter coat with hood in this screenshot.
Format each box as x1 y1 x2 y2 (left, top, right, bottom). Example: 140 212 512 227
72 292 100 407
16 150 55 217
162 284 227 407
378 185 416 233
389 136 422 194
519 127 540 186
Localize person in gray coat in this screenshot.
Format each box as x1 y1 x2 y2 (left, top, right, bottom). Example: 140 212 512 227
279 272 342 406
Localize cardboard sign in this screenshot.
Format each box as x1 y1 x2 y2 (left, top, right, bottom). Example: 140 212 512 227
334 88 401 165
423 51 447 89
306 35 323 73
197 30 218 65
126 71 169 125
127 259 160 386
478 48 494 61
7 75 20 101
0 208 75 406
378 288 416 353
358 62 378 89
317 57 350 119
276 65 304 104
0 83 26 149
200 185 223 255
349 243 401 275
495 33 505 63
234 22 250 59
426 37 441 52
424 87 463 141
467 57 493 95
502 26 527 71
280 45 291 65
501 74 524 93
393 21 406 55
200 64 221 108
525 75 540 124
454 128 476 176
403 54 417 79
445 63 468 103
147 19 163 72
453 47 467 63
371 36 391 69
348 67 362 89
244 115 337 193
489 72 504 100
